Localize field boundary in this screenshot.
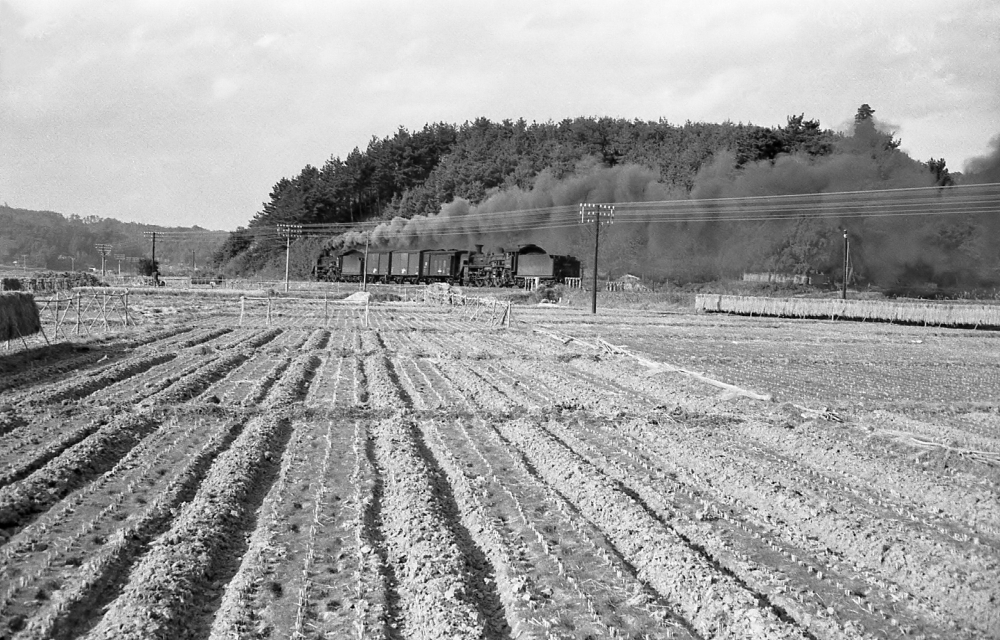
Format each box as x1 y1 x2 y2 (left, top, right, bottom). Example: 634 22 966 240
696 294 1000 328
34 290 135 338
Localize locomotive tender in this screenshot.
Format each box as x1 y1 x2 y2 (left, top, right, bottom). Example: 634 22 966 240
314 244 581 287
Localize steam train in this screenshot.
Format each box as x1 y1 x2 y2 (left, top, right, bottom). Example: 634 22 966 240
314 244 581 287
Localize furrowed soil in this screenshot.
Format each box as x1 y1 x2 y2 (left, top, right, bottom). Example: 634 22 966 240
0 302 997 640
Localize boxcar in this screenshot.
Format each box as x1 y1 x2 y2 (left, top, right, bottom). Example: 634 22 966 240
422 250 463 282
366 252 392 282
390 251 422 282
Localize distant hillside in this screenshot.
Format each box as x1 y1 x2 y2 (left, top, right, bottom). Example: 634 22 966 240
0 207 225 275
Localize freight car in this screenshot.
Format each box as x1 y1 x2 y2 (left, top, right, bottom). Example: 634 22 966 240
314 244 580 287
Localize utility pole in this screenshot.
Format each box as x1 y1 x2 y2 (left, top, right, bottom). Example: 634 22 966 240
842 229 849 300
114 253 125 276
59 255 76 271
20 255 28 272
277 224 302 293
579 203 615 315
362 231 371 292
143 231 158 283
94 244 113 277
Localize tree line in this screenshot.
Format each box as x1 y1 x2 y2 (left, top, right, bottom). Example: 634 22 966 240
216 105 978 291
0 208 221 276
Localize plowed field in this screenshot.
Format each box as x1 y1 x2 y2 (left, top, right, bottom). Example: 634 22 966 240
1 304 997 640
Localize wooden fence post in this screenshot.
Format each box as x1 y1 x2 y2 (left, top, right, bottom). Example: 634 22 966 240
239 296 245 327
365 297 370 328
324 294 329 327
101 293 109 330
266 296 272 326
123 291 130 327
76 294 81 335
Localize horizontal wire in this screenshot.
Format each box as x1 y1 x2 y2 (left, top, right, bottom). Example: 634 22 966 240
116 182 1000 244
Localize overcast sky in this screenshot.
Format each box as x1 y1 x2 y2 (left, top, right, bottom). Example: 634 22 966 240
2 0 998 230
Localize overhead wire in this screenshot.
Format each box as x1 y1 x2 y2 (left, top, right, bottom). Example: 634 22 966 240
116 182 1000 245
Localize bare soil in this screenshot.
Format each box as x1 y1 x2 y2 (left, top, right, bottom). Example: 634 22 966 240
0 302 997 639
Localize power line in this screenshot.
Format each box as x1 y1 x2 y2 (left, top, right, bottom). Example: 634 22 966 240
111 182 1000 243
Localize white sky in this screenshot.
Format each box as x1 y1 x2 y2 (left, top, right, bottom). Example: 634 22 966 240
2 0 998 230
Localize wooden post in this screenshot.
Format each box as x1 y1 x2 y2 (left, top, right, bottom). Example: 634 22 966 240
266 295 272 326
101 293 109 330
324 294 329 327
123 291 130 327
76 294 81 334
239 296 245 326
365 297 370 328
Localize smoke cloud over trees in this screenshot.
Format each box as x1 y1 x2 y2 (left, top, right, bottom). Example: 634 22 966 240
219 106 999 293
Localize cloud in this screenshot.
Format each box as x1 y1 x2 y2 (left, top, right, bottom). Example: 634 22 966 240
1 0 998 229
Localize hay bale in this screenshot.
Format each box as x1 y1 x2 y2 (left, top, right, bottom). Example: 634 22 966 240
0 292 41 341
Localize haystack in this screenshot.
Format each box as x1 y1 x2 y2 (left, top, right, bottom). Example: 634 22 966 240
0 292 41 341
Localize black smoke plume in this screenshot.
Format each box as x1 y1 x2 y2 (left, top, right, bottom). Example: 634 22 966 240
327 131 1000 292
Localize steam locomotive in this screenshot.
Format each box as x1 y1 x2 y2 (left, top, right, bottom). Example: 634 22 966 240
314 244 581 287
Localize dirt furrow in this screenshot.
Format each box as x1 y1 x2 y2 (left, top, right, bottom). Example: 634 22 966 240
353 419 400 640
208 417 309 639
82 352 224 407
727 423 1000 553
237 357 293 407
543 413 915 640
595 415 995 637
370 415 499 639
493 415 812 639
16 415 248 640
198 337 301 403
418 419 572 639
137 352 251 408
206 338 335 638
282 417 356 639
432 417 698 639
402 346 702 638
0 326 195 396
303 330 352 407
358 330 509 638
0 416 205 585
0 414 162 537
738 417 1000 545
0 416 107 491
85 413 293 640
9 353 177 408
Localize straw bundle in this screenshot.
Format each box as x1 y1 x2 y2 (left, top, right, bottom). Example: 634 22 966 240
696 294 1000 329
0 292 41 341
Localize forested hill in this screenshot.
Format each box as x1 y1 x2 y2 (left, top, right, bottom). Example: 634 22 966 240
216 106 996 291
0 207 223 274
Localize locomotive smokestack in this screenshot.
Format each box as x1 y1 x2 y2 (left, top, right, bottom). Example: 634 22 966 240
475 244 483 253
